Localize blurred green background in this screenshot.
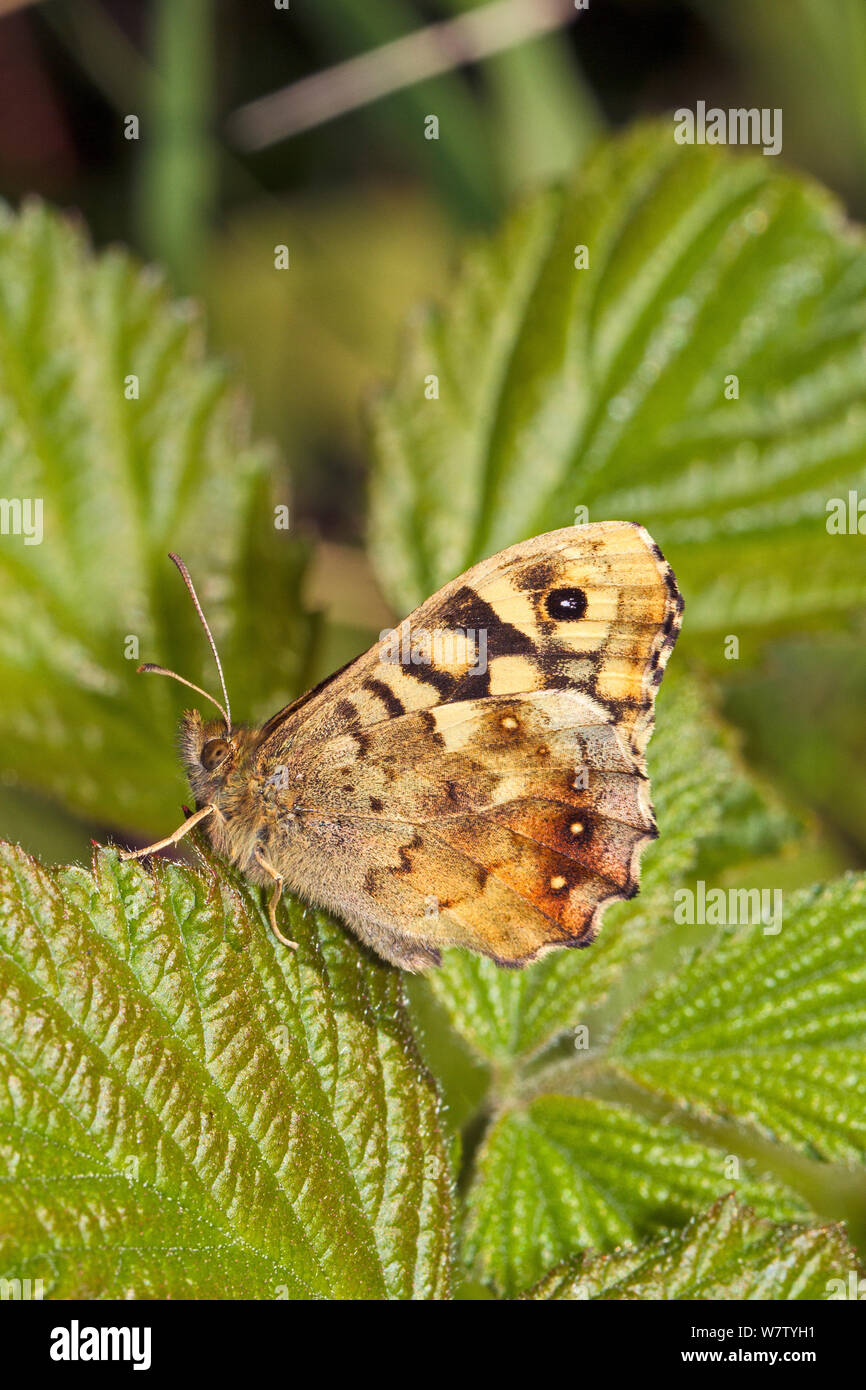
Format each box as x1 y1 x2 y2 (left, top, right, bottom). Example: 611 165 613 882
0 0 865 877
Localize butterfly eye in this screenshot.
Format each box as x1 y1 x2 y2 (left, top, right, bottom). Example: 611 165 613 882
545 587 587 620
200 738 230 771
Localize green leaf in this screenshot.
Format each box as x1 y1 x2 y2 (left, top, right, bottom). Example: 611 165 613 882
362 121 866 1297
467 1095 811 1301
369 122 866 647
464 1101 809 1298
425 674 798 1067
459 864 866 1295
610 874 866 1164
424 676 866 1297
0 841 453 1299
0 201 318 840
524 1195 865 1301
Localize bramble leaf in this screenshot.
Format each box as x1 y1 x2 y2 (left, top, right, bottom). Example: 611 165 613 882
524 1195 864 1301
0 842 453 1299
458 852 866 1294
463 1101 809 1297
610 874 866 1165
0 201 318 839
369 123 866 651
421 677 866 1297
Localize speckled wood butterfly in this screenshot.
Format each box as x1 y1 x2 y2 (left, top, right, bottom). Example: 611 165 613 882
121 522 683 971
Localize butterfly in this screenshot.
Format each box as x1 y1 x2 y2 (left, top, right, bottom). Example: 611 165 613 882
121 522 683 971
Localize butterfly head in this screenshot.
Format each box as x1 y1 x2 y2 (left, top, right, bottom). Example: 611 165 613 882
136 552 253 807
178 709 241 803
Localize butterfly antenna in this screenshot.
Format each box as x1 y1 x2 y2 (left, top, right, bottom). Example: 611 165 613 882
137 553 233 735
137 664 231 729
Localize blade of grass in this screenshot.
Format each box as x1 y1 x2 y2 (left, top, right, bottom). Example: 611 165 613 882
137 0 218 289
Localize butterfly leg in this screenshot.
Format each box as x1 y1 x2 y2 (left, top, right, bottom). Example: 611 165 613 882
254 846 298 950
118 804 217 860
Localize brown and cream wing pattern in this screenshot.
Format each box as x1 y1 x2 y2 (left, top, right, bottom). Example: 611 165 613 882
254 522 683 969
